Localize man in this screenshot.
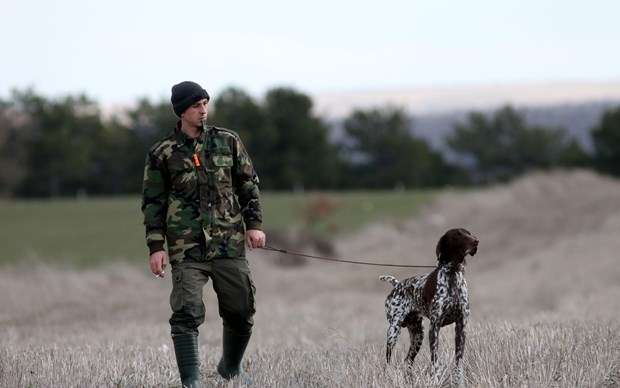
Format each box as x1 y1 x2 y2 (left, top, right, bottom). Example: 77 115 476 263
142 81 266 387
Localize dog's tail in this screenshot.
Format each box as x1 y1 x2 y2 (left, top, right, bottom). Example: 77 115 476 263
379 275 399 287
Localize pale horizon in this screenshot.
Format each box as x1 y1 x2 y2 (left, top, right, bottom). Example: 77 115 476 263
311 78 620 117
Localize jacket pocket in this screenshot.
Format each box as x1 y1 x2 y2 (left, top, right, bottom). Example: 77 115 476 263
213 155 233 187
170 271 185 312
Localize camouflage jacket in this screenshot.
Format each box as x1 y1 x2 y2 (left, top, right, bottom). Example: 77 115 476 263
141 122 262 263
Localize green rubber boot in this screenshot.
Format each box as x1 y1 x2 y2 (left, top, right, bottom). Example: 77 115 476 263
172 334 202 388
216 329 252 382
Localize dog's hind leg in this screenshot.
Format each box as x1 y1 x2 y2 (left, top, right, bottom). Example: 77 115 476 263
385 323 401 364
404 312 424 365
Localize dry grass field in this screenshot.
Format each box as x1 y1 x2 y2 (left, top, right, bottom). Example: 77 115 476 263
1 169 619 387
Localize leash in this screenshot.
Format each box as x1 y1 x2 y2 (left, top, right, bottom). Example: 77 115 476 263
260 244 436 268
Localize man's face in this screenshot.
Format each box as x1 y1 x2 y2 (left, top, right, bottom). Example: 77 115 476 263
181 98 208 127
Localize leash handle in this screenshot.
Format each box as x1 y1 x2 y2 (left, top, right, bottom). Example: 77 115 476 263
260 244 436 269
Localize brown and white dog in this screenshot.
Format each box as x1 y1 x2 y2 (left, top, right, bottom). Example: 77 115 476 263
380 228 479 382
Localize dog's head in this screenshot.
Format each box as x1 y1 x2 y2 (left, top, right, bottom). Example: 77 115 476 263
435 228 479 264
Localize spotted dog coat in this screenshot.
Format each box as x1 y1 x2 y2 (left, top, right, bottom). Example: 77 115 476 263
380 228 479 381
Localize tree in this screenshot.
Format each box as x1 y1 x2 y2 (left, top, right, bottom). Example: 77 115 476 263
0 98 25 197
211 87 267 147
557 139 592 169
11 89 105 197
339 106 458 189
86 118 139 195
591 106 620 177
262 87 339 190
447 105 580 183
118 98 178 194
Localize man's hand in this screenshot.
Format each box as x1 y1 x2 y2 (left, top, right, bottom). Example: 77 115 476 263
246 229 266 249
150 250 168 278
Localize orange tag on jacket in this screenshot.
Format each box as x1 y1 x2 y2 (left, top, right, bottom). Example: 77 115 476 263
193 153 201 167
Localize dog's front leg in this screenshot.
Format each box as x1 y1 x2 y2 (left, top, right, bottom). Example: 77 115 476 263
428 318 441 382
453 315 467 384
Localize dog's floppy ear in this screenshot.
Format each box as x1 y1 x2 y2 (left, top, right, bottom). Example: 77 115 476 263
436 234 446 260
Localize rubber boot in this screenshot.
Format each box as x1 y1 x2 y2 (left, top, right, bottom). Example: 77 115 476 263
217 329 252 381
172 334 202 388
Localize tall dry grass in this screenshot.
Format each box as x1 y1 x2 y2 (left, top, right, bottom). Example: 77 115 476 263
2 315 618 387
1 258 618 388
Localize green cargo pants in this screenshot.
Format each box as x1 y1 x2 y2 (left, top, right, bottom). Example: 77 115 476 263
169 258 256 336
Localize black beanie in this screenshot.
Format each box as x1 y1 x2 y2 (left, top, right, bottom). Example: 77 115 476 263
171 81 210 117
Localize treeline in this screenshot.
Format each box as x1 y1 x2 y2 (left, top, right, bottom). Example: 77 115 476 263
1 86 619 198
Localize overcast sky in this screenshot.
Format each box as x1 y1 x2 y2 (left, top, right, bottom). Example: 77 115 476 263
2 0 619 105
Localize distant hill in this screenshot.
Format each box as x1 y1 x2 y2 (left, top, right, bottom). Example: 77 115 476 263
336 169 620 321
313 81 620 154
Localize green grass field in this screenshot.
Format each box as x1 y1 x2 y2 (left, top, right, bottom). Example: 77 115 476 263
0 190 435 267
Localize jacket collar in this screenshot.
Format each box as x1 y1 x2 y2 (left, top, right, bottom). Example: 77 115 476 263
173 121 208 145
